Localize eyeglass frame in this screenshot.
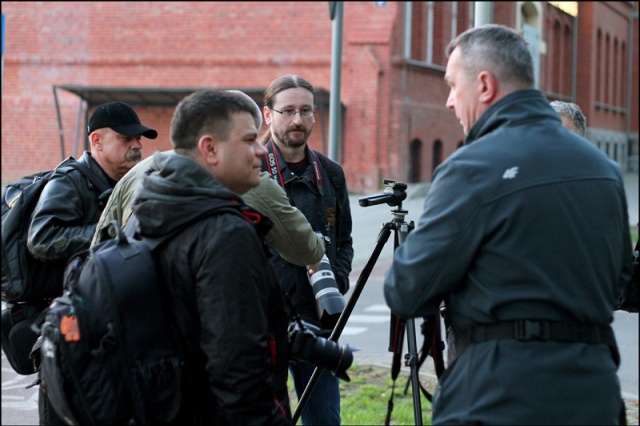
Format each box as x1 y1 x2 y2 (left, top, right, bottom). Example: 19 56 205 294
270 107 315 118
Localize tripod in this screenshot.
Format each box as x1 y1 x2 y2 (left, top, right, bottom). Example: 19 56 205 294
292 181 426 425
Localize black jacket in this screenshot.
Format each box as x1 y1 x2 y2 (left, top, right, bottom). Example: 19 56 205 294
134 152 292 426
261 139 354 328
384 89 632 424
28 151 114 279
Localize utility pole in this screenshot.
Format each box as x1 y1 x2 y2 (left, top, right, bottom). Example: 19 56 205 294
328 2 343 161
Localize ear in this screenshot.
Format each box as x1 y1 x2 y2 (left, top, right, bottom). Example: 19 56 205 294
263 106 273 126
89 131 102 152
197 135 219 166
478 70 498 104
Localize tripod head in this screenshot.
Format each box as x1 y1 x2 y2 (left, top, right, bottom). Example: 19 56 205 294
358 180 407 209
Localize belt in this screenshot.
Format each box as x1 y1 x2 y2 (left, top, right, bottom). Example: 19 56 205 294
457 320 619 365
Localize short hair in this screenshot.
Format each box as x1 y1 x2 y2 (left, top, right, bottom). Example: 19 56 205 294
446 24 534 89
263 75 316 109
170 89 261 150
550 100 586 137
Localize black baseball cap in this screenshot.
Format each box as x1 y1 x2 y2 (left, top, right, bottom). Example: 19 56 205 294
87 101 158 139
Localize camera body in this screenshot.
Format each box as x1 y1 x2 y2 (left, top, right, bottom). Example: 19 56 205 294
288 320 353 382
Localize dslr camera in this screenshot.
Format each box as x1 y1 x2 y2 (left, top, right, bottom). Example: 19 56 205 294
288 320 354 382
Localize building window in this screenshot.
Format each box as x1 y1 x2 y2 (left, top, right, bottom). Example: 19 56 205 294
596 29 603 103
432 139 443 176
605 33 611 106
551 20 561 94
409 139 423 183
405 1 469 66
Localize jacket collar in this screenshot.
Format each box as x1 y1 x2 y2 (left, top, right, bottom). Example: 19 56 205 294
465 89 560 145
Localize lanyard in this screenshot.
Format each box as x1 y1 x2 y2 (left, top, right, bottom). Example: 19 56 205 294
266 138 324 194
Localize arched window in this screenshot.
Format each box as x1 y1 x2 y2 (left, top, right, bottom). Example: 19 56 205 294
596 29 602 102
432 139 443 176
552 20 561 94
409 139 422 183
605 33 610 105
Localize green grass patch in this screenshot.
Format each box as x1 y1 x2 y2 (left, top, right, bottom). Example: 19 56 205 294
288 364 435 425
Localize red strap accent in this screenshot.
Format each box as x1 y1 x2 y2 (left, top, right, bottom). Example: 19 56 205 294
268 338 277 367
242 209 261 224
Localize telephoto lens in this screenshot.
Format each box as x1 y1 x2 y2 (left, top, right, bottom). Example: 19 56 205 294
308 255 345 329
288 321 354 382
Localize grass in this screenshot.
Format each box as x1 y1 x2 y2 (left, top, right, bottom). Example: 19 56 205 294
288 364 436 425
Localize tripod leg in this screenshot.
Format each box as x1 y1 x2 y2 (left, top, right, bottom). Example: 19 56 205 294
292 223 394 424
405 318 423 425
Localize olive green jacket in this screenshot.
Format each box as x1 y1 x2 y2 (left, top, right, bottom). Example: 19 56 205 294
92 151 324 267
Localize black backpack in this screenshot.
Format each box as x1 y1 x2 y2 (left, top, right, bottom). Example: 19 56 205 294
37 203 248 425
1 157 111 302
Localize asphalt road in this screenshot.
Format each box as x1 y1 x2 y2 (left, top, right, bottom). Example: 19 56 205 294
2 173 638 425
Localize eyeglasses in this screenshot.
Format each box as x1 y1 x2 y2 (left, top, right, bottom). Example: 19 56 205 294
271 107 315 118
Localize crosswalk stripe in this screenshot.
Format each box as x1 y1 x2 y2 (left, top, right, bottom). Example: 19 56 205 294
348 314 389 323
341 326 367 336
364 304 390 313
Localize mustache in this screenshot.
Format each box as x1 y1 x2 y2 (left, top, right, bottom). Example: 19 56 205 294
286 124 307 133
126 149 142 162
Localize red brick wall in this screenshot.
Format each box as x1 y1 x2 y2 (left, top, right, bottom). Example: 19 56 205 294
575 2 633 132
2 1 637 193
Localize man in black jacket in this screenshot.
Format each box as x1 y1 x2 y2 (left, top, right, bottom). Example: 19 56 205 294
384 24 632 425
28 101 157 424
260 75 354 425
133 89 292 425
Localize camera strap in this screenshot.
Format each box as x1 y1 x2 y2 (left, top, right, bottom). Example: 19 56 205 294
264 137 335 244
265 139 325 196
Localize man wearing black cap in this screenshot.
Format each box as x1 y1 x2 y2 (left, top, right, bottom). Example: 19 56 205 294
27 101 156 425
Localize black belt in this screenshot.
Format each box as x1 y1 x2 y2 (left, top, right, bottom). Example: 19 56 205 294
457 320 619 365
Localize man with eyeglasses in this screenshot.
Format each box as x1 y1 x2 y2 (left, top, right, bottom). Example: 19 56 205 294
261 75 354 425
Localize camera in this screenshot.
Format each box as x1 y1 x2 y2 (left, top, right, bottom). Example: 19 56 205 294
308 254 345 329
358 180 407 207
288 320 354 382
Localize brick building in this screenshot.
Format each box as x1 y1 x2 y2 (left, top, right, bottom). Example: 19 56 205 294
2 2 638 193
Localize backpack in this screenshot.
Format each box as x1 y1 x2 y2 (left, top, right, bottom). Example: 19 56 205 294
37 203 249 425
1 157 111 303
1 300 48 375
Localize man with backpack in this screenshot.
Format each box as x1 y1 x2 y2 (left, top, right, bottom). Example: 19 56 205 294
28 101 157 424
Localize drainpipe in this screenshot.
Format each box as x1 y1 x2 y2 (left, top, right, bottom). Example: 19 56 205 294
474 2 492 27
404 2 411 59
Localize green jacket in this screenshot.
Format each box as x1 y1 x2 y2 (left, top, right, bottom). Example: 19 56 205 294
92 151 325 267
